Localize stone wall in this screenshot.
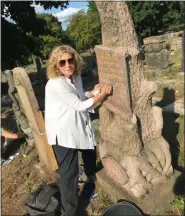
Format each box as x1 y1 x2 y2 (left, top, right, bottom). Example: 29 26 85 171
165 31 183 51
143 31 183 74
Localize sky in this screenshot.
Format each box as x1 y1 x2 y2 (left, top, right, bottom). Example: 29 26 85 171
31 1 89 30
3 1 89 30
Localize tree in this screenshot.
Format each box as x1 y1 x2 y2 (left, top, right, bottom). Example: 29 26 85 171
1 1 68 33
127 1 185 39
66 7 101 52
88 1 99 13
1 18 37 69
35 14 71 58
1 1 68 69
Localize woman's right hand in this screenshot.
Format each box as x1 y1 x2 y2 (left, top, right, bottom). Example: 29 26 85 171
92 84 112 106
101 84 112 96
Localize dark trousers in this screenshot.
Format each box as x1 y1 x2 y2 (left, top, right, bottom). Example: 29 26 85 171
53 140 96 216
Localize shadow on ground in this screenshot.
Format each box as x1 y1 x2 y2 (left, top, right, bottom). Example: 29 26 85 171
78 182 95 216
156 87 183 172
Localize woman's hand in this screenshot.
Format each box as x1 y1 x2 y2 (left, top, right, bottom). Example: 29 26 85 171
17 132 25 139
92 83 112 96
105 85 112 95
2 129 25 139
101 84 112 96
92 84 112 106
93 84 101 92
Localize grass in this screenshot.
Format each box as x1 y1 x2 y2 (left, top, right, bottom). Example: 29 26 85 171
152 75 184 99
169 49 183 73
91 184 114 215
176 115 184 170
177 151 185 171
25 179 41 194
177 116 184 147
168 196 184 215
163 69 179 79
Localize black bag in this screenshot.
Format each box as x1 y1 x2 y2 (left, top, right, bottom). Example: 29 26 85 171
25 184 61 216
102 200 144 216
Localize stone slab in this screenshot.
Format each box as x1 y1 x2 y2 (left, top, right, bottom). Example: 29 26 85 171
13 67 39 113
96 168 183 215
145 49 169 70
16 83 58 171
95 46 133 120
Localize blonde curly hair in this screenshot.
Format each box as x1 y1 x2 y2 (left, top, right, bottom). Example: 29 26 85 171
47 45 84 79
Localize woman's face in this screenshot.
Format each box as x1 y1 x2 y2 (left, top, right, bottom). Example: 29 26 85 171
57 52 75 78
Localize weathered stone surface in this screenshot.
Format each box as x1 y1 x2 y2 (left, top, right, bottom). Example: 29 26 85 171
145 49 169 69
95 2 139 55
5 70 34 144
144 41 166 53
144 38 165 45
143 31 183 73
97 168 182 215
95 1 174 201
144 67 171 76
33 56 42 73
13 67 58 171
95 46 133 120
144 31 183 51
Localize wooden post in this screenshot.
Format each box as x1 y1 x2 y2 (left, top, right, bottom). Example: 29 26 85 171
13 67 58 171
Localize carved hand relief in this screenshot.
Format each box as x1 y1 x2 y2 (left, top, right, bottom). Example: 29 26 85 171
95 1 173 199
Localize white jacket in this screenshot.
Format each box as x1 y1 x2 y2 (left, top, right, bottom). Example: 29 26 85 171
45 75 96 149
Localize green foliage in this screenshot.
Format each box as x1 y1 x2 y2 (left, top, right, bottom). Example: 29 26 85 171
169 196 184 215
2 1 184 69
87 1 99 13
1 1 68 70
1 18 35 69
127 1 185 39
35 14 70 58
66 5 101 52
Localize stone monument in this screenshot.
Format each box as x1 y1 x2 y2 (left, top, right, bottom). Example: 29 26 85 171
5 70 34 146
94 2 181 214
33 56 42 73
12 67 58 171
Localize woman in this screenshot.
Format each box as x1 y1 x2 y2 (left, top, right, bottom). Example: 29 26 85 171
45 45 112 216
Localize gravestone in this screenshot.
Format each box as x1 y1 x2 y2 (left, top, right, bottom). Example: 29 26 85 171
33 56 42 73
12 67 58 171
5 70 34 146
94 1 181 214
